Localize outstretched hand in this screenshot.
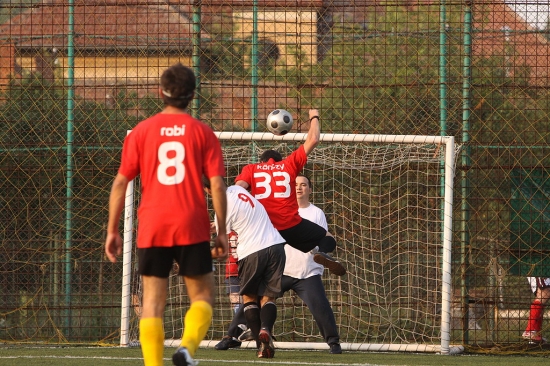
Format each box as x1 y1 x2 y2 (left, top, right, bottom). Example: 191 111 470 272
303 108 321 155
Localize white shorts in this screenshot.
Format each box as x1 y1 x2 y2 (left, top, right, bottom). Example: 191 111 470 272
527 277 550 294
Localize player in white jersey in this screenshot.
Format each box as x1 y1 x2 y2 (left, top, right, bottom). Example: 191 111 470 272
214 175 345 353
204 180 285 358
522 277 550 343
281 175 343 353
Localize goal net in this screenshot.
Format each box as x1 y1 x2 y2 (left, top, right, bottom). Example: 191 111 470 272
120 132 460 354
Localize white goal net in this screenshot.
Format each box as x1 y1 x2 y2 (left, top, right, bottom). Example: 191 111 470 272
120 132 460 354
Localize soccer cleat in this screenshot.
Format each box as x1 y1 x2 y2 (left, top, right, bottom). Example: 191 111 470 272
329 343 342 354
172 347 198 366
522 330 547 344
257 328 275 358
314 252 347 276
214 335 242 350
238 328 254 342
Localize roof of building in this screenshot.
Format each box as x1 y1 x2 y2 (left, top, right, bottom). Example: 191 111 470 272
0 0 201 50
473 0 550 83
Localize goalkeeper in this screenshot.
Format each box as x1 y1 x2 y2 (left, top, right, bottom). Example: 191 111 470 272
205 179 286 359
235 108 345 276
215 175 343 354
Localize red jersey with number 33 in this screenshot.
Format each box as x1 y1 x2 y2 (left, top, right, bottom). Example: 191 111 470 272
119 112 225 248
235 145 307 230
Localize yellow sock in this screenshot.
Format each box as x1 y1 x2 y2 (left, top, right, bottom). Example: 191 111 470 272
181 300 213 357
139 317 164 366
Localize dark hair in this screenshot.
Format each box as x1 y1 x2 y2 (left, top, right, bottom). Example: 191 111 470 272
260 150 283 162
160 63 196 110
296 174 311 188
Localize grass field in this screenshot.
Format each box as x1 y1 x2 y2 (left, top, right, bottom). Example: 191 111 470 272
1 346 550 366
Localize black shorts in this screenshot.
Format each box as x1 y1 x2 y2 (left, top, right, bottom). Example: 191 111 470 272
278 218 327 253
137 241 213 278
238 244 285 298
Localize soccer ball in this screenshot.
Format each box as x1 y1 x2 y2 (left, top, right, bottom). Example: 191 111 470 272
266 109 294 136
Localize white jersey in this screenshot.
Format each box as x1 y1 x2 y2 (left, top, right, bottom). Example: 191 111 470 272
216 185 285 260
283 203 328 279
527 277 550 294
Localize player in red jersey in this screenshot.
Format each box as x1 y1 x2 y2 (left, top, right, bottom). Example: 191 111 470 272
522 277 550 343
235 108 344 275
105 63 228 366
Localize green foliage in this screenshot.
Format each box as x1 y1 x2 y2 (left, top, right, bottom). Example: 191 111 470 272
0 0 37 25
202 40 247 79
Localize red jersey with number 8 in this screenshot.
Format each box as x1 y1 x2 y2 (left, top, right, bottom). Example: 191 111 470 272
235 145 307 230
119 113 225 248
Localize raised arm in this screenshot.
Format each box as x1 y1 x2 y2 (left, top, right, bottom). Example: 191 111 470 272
303 108 321 156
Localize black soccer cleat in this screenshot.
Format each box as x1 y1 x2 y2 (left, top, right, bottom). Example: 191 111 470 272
172 347 198 366
314 252 347 276
329 343 342 354
214 335 242 350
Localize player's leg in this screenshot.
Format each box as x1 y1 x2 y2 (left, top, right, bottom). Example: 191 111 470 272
137 247 174 366
228 303 247 337
181 272 215 351
292 275 341 352
256 244 285 358
279 220 346 275
239 251 264 348
242 295 261 347
214 303 247 350
140 275 168 366
278 218 325 253
281 275 296 294
173 242 215 365
318 233 337 253
257 296 277 359
228 276 241 314
523 277 550 343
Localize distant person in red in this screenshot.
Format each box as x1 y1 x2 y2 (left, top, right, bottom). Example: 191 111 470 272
235 108 344 275
522 277 550 343
226 232 241 314
104 63 228 366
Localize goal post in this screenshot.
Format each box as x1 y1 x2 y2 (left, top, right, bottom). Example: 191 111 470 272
120 132 460 354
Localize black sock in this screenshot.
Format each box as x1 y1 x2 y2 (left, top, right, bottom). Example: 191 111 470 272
243 301 261 346
319 236 337 253
260 302 277 333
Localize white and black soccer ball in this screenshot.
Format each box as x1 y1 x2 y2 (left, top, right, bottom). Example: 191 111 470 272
266 109 294 136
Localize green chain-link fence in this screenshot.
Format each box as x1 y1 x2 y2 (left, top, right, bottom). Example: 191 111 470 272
1 0 550 353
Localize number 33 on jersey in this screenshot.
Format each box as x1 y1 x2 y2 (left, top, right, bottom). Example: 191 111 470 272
235 145 308 231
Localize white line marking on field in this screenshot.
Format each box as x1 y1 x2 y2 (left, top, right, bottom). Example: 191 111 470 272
199 360 404 366
0 355 408 366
